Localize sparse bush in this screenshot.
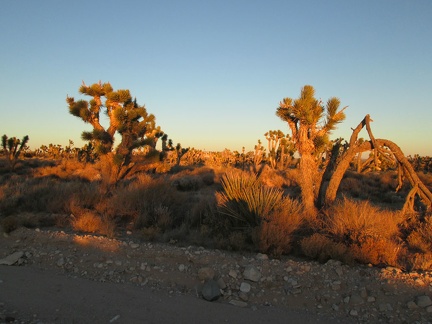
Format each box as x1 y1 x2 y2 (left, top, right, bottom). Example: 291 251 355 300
257 197 304 257
351 236 402 267
106 176 185 229
71 211 103 233
406 215 432 253
300 233 352 264
323 198 403 245
0 216 18 233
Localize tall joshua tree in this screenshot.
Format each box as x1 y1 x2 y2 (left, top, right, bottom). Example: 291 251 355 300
276 85 346 213
277 85 432 214
67 81 162 181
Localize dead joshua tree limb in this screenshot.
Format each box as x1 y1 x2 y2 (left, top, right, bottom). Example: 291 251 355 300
319 114 432 213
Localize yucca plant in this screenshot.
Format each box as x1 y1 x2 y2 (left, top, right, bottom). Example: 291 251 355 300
216 171 283 227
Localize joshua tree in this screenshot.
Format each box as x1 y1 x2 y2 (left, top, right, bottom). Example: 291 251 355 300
1 134 29 170
67 81 162 181
277 85 346 213
277 85 432 214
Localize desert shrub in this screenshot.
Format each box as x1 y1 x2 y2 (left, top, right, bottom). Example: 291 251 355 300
216 171 283 227
406 215 432 253
106 176 185 229
228 231 250 251
187 193 219 228
169 166 216 191
71 211 115 237
0 216 18 233
323 198 403 245
403 252 432 271
257 197 304 257
300 233 353 264
311 198 406 266
351 237 402 267
258 165 293 188
339 177 363 198
71 211 103 233
140 226 161 241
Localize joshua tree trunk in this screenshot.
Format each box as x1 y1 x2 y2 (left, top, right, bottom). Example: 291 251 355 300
298 153 319 214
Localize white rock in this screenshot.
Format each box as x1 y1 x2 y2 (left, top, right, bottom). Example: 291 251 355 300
243 265 261 282
240 282 251 293
0 251 24 266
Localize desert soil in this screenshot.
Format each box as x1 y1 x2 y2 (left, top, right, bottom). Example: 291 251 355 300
1 227 432 324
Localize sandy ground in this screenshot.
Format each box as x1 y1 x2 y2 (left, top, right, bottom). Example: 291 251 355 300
0 266 335 324
1 227 432 323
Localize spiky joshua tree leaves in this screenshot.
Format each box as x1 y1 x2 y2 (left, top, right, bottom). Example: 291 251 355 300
67 81 162 182
277 85 346 213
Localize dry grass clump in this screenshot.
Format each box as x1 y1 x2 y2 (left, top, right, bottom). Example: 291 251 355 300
0 175 98 216
105 176 186 230
324 198 403 244
300 233 353 264
305 198 406 267
339 171 406 209
257 197 305 257
258 165 296 188
71 211 116 237
169 166 216 191
405 215 432 253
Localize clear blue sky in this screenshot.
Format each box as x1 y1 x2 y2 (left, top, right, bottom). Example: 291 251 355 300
1 0 431 155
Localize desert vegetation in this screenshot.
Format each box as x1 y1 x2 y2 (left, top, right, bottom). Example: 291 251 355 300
1 83 432 271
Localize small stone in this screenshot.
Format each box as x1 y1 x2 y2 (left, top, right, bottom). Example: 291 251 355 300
426 305 432 313
302 265 311 272
416 295 432 308
239 292 249 301
228 269 237 278
198 267 215 281
379 303 392 312
130 243 140 249
229 300 248 307
331 281 341 290
407 301 418 310
240 282 251 293
178 264 186 272
335 267 343 276
57 258 65 267
243 265 261 282
359 287 368 298
256 253 268 260
349 310 358 316
332 304 339 311
216 277 227 290
367 296 376 303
